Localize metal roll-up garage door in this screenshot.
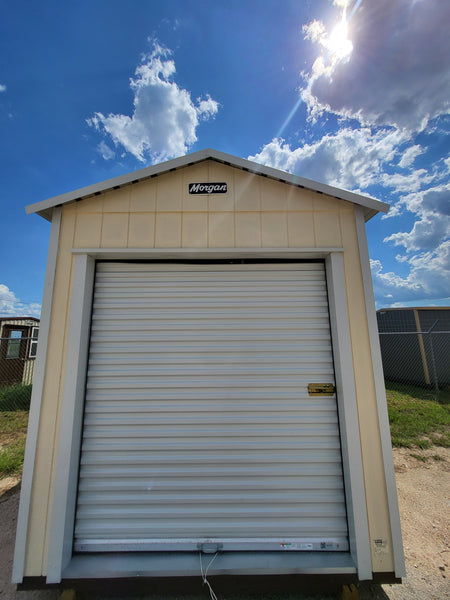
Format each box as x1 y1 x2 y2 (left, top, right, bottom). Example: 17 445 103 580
74 262 348 553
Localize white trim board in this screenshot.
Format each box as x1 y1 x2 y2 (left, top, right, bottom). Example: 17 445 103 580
325 253 372 580
71 247 344 260
46 255 96 583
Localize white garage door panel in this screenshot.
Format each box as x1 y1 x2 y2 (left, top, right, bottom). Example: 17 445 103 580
74 262 349 553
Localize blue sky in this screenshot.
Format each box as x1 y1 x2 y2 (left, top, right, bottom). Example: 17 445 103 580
0 0 449 316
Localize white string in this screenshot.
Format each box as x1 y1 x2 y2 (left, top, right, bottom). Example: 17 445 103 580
199 551 219 600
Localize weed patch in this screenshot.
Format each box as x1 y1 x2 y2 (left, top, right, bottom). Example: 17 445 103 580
0 410 29 478
386 381 450 448
0 438 26 477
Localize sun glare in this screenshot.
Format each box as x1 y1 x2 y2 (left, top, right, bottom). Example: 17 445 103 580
327 18 353 60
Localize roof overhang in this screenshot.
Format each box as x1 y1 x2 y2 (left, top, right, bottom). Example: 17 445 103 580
26 148 389 222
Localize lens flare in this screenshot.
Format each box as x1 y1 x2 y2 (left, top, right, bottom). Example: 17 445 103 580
328 19 353 60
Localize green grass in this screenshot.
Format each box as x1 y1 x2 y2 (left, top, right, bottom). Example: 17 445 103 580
386 381 450 448
0 410 29 433
0 410 29 478
0 383 32 411
0 439 26 477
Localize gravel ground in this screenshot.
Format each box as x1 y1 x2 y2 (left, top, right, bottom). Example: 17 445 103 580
1 447 448 600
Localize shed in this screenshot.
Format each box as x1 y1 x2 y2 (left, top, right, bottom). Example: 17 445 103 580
0 317 39 387
13 149 405 589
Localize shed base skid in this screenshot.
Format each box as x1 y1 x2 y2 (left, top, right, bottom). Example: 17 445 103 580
18 573 402 596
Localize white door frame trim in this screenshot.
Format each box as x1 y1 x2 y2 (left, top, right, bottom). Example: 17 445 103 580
46 254 96 583
44 248 371 583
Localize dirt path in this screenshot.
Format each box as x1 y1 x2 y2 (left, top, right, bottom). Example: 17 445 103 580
1 447 449 600
379 447 450 599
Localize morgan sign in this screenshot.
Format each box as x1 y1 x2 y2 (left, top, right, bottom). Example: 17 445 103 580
188 182 227 194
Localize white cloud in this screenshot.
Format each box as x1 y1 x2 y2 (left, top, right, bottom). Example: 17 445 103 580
88 41 219 163
421 185 450 216
0 284 41 318
196 96 220 120
96 141 115 161
398 145 425 169
380 170 434 194
301 0 450 131
0 84 6 93
249 127 407 191
371 244 450 305
385 214 449 252
397 185 450 219
383 182 450 256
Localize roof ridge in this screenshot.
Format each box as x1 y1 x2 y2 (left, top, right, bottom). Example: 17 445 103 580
26 148 389 222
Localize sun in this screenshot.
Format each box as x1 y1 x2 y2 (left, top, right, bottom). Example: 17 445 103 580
328 19 353 60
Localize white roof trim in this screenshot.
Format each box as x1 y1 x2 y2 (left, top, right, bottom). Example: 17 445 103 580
26 148 389 221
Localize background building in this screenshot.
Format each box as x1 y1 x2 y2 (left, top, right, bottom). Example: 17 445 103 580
0 317 39 387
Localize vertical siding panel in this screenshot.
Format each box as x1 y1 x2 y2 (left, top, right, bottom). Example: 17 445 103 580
208 213 235 247
209 192 235 212
287 213 316 247
76 195 104 213
208 160 232 185
261 213 288 247
182 213 208 247
261 179 287 211
128 213 156 248
130 180 157 212
101 213 129 248
183 194 209 212
313 195 342 211
74 213 102 248
155 214 182 247
235 213 262 247
102 190 130 212
287 188 314 212
234 170 260 211
156 172 182 212
314 213 342 247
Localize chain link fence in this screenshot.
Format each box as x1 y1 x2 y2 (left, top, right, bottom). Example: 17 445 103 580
377 308 450 400
0 332 37 412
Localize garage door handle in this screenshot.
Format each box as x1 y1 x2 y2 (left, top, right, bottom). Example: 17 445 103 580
308 383 336 396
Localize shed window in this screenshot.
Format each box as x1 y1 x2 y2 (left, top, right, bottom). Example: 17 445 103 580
6 330 22 359
29 327 39 358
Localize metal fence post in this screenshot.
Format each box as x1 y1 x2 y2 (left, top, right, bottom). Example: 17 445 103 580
427 320 440 396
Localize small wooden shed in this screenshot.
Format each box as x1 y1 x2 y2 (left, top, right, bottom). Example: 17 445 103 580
0 317 39 387
13 149 405 588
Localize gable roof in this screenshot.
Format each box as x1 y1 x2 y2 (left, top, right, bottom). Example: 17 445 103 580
26 148 389 221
